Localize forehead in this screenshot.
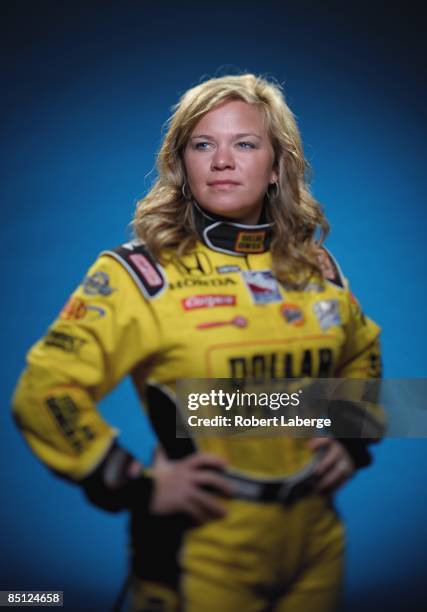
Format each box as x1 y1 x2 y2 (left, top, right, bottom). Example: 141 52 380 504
190 99 266 134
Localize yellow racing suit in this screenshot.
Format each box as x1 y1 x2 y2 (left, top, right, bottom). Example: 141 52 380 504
12 205 382 612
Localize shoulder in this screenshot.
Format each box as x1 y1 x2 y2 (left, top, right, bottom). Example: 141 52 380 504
315 246 347 289
100 239 167 300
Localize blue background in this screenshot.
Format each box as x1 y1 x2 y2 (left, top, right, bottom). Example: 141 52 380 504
1 1 426 610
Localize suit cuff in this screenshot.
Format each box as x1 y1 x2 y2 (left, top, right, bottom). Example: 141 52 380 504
337 438 373 469
80 441 154 512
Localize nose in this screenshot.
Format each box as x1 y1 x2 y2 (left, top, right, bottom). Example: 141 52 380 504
211 144 235 171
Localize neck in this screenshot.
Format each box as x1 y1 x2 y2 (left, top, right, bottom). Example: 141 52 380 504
195 202 268 226
191 200 273 255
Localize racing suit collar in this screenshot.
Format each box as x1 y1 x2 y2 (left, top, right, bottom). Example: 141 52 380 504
192 201 273 256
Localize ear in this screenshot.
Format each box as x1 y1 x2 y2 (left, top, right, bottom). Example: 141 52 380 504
270 167 279 184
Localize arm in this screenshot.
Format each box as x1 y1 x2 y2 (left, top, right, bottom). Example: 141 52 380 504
12 254 160 510
311 248 384 489
12 252 233 519
334 288 383 468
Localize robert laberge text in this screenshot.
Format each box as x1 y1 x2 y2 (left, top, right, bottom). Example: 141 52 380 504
187 415 331 429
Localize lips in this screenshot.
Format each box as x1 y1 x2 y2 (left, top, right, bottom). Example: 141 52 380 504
208 181 240 187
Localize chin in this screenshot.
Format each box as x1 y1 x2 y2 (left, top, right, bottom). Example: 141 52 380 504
203 202 248 219
200 195 244 213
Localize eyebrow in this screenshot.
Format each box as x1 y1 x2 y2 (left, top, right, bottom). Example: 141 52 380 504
189 132 262 140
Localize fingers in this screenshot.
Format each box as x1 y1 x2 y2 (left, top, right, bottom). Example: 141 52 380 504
149 452 232 521
186 488 228 524
183 500 212 525
315 466 348 494
310 439 356 494
308 436 332 451
185 452 229 470
192 470 234 497
313 442 342 478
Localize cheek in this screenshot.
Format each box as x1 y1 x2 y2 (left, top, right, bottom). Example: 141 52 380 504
245 156 274 185
185 156 207 187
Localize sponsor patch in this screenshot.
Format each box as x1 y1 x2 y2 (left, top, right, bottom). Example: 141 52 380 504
182 294 236 310
60 297 86 320
101 242 166 299
170 277 237 290
173 251 213 277
44 330 86 353
234 231 266 253
46 395 95 453
60 297 106 321
242 270 282 305
86 305 105 318
82 271 115 296
229 348 334 379
313 299 341 330
304 282 324 293
281 303 305 326
216 264 241 274
129 253 163 287
196 316 248 330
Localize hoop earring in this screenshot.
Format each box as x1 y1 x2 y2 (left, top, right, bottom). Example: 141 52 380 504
267 182 279 200
181 182 191 200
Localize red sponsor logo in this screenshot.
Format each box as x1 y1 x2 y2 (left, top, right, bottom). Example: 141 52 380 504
196 316 248 329
129 254 162 287
182 294 236 310
60 297 87 320
60 297 105 321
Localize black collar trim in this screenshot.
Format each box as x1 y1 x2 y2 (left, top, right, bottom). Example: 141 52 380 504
192 201 273 255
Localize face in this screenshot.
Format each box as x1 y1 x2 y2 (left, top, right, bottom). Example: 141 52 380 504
183 99 278 225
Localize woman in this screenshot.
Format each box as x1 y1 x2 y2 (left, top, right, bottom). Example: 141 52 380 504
12 74 382 611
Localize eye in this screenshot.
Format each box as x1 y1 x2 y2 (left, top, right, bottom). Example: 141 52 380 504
237 142 256 149
194 142 212 151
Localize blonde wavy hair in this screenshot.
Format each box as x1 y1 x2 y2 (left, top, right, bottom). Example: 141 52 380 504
133 73 329 287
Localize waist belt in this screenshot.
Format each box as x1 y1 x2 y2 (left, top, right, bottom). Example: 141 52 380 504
225 452 322 505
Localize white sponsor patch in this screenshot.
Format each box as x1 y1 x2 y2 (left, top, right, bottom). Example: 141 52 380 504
313 299 341 330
